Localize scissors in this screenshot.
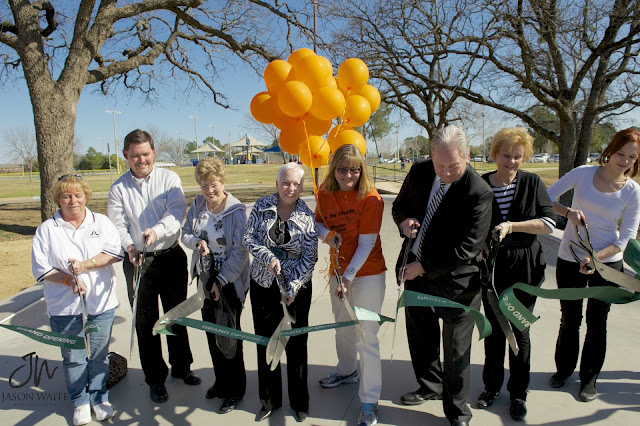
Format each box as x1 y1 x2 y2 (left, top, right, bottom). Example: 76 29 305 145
266 273 296 370
485 239 519 355
130 242 147 358
569 220 640 292
334 247 366 342
390 224 416 361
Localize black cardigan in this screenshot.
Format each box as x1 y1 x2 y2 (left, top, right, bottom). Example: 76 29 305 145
482 170 555 248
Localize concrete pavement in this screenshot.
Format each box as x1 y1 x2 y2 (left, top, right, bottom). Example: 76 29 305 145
1 194 640 425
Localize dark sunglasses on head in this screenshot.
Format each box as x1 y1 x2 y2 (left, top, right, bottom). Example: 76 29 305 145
336 167 361 175
58 174 83 181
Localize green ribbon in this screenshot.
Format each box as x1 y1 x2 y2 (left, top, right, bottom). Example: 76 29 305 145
624 239 640 279
155 306 396 345
0 324 85 350
398 290 492 339
499 282 640 331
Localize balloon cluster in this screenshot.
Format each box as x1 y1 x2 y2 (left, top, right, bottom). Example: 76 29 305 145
250 48 381 168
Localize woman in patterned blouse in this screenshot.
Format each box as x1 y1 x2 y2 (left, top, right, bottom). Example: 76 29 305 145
243 162 318 422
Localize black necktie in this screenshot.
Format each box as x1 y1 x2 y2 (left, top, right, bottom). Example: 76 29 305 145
416 179 446 261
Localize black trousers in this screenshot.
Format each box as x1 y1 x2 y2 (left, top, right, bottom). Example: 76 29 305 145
250 278 311 412
554 257 623 388
405 278 479 423
201 272 246 398
481 240 546 400
124 245 193 386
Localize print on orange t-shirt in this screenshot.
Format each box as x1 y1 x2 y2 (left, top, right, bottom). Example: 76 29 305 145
316 188 386 278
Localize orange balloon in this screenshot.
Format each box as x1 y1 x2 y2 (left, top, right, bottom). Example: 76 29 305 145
341 95 371 127
278 81 313 117
264 60 293 93
279 123 307 155
299 136 330 168
296 54 332 92
288 48 315 68
327 125 353 151
250 92 278 124
320 56 334 76
337 58 369 93
303 114 332 136
357 84 381 113
310 87 346 121
334 131 367 156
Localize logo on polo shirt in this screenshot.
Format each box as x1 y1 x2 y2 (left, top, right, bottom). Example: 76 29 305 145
88 229 101 238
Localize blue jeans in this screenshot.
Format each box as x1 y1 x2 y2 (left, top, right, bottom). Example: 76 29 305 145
49 308 115 407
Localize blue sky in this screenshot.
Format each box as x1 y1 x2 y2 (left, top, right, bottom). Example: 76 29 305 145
3 57 638 162
1 59 422 161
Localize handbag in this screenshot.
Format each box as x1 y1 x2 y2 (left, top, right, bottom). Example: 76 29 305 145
105 351 128 388
212 279 238 359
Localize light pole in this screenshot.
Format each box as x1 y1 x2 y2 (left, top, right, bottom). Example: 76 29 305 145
176 131 182 166
106 110 121 174
189 115 200 160
396 128 399 160
107 143 113 183
482 112 486 159
209 124 215 157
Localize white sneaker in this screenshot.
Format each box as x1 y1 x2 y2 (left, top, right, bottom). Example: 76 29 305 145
92 401 115 421
73 404 91 426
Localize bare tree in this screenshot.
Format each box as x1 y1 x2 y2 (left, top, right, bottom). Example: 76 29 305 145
2 127 37 182
0 0 315 219
325 0 484 139
325 0 640 181
156 137 186 166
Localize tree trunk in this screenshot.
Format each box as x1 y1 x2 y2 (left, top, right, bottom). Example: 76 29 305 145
30 86 79 221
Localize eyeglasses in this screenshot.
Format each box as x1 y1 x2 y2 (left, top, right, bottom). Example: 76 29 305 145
336 167 361 175
199 183 221 190
58 174 83 181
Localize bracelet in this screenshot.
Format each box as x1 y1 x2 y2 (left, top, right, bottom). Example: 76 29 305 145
63 275 72 286
507 221 512 234
90 258 97 269
565 208 571 218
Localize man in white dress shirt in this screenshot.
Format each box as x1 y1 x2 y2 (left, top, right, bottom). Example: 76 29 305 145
108 129 201 404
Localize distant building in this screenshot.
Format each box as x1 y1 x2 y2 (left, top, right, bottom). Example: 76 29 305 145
0 164 22 173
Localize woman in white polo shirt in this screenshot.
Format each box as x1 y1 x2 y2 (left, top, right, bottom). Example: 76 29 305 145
31 175 124 426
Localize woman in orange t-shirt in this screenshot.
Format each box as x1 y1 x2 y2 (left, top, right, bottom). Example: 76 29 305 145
315 144 386 426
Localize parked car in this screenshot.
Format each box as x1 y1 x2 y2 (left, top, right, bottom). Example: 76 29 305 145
549 154 560 163
531 153 548 163
472 155 485 162
588 153 601 163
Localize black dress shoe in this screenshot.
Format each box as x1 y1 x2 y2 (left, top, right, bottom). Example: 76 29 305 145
450 421 469 426
510 399 527 420
220 396 242 414
171 370 202 385
150 384 169 403
400 387 443 405
257 407 272 422
476 390 500 409
294 410 308 422
205 385 218 399
549 373 567 388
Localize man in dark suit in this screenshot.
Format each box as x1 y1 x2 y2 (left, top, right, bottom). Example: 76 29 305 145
392 125 493 426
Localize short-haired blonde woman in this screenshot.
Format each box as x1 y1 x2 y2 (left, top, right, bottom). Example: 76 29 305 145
475 127 556 420
315 144 386 426
32 174 124 425
182 157 250 414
